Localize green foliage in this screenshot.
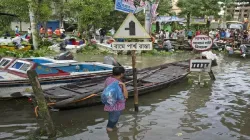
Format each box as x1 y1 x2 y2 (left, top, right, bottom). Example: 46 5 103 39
177 0 220 17
102 11 127 31
0 47 55 58
142 49 179 56
39 39 54 48
0 0 29 22
226 15 233 21
157 0 172 15
78 45 113 55
177 0 221 29
66 0 113 31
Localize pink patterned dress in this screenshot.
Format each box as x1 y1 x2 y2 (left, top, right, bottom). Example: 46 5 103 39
104 77 126 112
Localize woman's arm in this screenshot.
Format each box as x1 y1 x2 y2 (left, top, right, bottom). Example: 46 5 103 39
119 82 128 99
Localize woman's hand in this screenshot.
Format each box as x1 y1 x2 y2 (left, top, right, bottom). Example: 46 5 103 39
119 82 128 99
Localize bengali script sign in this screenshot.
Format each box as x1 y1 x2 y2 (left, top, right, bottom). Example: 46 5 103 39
112 42 152 50
191 35 213 51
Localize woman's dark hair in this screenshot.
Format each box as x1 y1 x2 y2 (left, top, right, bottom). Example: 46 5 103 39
112 66 125 76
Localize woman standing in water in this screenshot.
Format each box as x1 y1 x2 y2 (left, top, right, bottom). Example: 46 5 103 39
104 66 128 132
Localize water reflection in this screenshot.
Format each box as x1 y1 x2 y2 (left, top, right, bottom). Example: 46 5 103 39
74 52 195 69
179 86 212 133
1 54 250 140
212 60 250 138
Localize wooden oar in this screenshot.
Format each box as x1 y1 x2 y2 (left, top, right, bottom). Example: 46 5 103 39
51 68 162 108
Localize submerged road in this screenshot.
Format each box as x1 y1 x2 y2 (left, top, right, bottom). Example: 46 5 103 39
0 53 250 140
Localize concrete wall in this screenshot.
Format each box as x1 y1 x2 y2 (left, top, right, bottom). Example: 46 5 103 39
227 6 250 21
11 22 30 32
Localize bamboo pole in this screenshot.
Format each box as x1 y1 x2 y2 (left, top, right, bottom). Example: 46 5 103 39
27 70 56 138
132 50 139 112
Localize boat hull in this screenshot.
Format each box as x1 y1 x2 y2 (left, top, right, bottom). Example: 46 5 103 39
37 61 190 109
0 70 134 98
48 73 188 109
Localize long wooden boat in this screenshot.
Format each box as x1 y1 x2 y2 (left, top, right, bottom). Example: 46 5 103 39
29 60 190 109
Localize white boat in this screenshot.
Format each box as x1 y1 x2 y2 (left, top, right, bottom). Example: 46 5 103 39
0 56 132 98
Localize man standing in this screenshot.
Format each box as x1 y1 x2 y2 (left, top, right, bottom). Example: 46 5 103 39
15 26 19 36
39 26 45 38
60 27 66 39
196 30 201 36
187 29 193 40
54 27 61 38
165 30 170 39
27 27 32 39
209 29 214 39
171 30 178 39
220 29 226 39
99 28 106 43
47 27 53 39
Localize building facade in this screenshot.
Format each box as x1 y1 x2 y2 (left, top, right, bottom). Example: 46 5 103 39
227 3 250 21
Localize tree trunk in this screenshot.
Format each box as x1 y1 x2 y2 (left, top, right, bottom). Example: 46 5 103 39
156 21 160 33
29 0 39 50
60 16 64 28
187 13 191 29
27 70 56 138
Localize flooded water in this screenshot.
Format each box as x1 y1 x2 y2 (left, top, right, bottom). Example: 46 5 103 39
1 53 250 140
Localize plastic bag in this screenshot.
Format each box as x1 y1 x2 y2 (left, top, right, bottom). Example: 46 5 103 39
101 81 124 106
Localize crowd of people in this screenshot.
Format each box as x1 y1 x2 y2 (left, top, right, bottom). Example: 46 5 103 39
12 25 66 40
38 26 66 39
208 29 250 43
151 28 250 51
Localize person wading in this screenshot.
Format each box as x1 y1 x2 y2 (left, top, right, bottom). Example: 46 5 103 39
104 66 128 132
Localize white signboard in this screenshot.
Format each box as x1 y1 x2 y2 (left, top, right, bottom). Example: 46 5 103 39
113 13 151 39
112 42 152 50
191 35 213 51
190 59 212 72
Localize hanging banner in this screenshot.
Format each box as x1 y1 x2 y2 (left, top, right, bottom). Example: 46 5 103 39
115 0 145 13
191 17 206 24
151 3 159 19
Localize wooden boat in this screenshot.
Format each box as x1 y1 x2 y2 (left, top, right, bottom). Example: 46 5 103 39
0 56 132 98
29 60 190 109
49 37 86 53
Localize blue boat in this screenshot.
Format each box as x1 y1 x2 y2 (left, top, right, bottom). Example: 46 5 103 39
0 56 132 98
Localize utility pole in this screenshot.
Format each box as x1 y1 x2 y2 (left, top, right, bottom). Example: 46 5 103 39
145 1 152 35
28 0 39 50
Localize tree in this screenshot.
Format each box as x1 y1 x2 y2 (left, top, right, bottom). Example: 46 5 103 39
66 0 114 40
157 0 172 15
0 0 52 30
51 0 71 27
177 0 220 29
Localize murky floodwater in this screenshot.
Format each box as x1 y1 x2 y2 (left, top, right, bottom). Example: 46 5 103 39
1 53 250 140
